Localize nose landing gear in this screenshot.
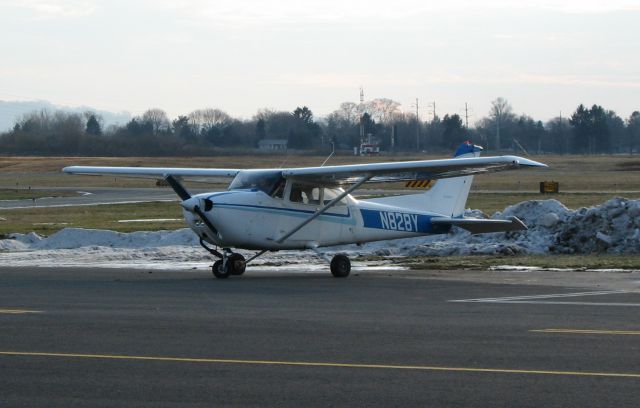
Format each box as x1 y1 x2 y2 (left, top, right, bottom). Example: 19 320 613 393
212 250 246 279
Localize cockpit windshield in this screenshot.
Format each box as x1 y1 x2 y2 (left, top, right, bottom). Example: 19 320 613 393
228 170 284 195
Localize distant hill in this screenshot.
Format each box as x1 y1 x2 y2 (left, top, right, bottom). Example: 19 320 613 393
0 100 132 132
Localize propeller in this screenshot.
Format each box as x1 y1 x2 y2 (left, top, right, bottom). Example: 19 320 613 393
164 174 191 201
163 175 218 236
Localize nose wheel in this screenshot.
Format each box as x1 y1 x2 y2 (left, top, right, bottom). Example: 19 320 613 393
212 251 246 279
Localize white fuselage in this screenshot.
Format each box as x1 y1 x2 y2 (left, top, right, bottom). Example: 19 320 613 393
183 189 451 250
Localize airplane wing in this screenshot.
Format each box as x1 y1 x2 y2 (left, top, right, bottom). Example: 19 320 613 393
431 216 527 234
63 155 545 185
62 166 240 182
282 155 546 185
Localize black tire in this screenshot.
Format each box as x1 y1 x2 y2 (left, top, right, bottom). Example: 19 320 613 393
229 253 246 276
330 254 351 278
212 260 230 279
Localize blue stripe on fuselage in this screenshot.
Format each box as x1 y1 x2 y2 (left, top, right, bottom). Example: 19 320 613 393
359 209 449 234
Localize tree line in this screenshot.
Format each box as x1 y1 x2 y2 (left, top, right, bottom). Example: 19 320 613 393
1 98 638 156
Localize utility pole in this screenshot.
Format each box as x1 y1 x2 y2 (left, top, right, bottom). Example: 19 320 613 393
560 110 568 155
359 87 365 149
428 101 437 121
464 102 469 128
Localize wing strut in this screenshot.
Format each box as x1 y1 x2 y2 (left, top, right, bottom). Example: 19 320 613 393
276 175 372 244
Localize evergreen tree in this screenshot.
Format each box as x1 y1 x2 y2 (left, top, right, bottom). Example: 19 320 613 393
85 114 102 136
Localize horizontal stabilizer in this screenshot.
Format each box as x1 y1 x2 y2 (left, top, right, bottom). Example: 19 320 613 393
431 216 527 234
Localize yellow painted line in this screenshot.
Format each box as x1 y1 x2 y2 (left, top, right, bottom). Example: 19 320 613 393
532 329 640 336
0 309 42 314
1 351 639 379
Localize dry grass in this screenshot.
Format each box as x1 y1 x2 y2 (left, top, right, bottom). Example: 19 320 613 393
0 202 184 236
400 254 640 270
1 153 639 191
0 153 639 235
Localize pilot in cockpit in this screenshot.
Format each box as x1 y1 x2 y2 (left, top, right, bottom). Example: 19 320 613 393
290 185 304 203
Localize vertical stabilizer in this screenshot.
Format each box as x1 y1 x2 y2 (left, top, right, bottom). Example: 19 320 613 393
421 141 482 217
366 141 483 216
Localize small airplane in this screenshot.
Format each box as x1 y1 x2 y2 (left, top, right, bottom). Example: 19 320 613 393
63 141 546 278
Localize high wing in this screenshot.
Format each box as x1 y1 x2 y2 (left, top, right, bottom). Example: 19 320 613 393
281 155 546 185
63 155 545 186
62 166 240 182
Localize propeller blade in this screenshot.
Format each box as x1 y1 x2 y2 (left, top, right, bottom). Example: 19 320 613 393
164 175 218 237
164 175 191 201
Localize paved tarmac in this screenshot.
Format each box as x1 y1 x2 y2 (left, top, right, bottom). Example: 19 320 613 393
1 267 639 407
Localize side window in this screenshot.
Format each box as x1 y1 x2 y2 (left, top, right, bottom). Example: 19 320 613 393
289 183 321 205
323 188 346 206
306 187 321 204
272 179 285 199
290 183 305 203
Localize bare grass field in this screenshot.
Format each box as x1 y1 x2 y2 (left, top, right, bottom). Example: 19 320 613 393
401 254 640 270
1 154 639 270
1 153 639 191
0 201 184 235
0 153 639 236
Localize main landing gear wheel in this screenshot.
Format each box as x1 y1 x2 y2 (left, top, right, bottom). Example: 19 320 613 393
212 260 230 279
330 254 351 278
229 253 246 276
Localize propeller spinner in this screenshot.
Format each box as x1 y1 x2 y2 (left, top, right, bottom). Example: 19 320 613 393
163 175 218 236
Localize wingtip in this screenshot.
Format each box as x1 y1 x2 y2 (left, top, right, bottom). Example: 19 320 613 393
517 158 548 168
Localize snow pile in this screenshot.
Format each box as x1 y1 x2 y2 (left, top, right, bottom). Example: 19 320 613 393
31 228 199 250
362 198 640 257
550 198 640 254
0 198 638 269
0 232 43 251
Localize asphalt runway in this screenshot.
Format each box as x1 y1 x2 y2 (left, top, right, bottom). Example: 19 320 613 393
1 267 640 407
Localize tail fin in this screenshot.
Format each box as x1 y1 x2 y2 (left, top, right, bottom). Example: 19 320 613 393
421 141 482 217
366 141 482 216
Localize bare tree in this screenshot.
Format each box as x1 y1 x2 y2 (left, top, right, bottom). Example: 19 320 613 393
142 108 170 136
370 98 401 124
337 102 359 124
189 108 232 132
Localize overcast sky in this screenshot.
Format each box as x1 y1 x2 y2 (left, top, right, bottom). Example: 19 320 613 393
0 0 638 122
